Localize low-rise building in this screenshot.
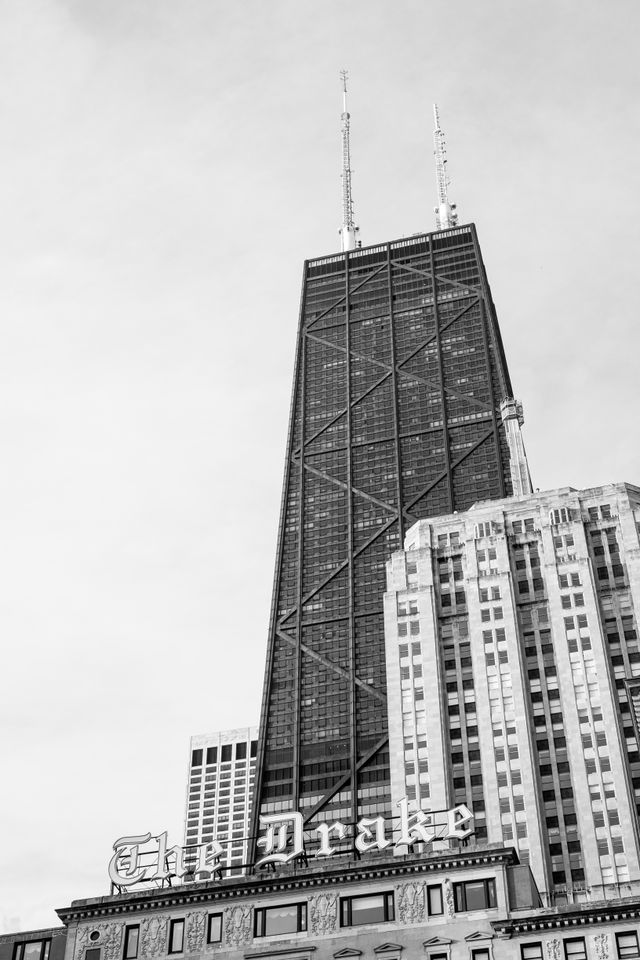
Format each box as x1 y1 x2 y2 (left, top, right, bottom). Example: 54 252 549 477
54 848 640 960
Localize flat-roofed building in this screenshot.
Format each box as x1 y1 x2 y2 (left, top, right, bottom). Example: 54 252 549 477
184 727 257 875
384 482 640 905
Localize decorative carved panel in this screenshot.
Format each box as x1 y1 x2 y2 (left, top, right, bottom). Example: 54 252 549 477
397 881 426 923
443 879 455 919
186 913 206 953
224 906 252 947
75 924 123 960
546 940 561 960
141 917 169 958
310 894 338 935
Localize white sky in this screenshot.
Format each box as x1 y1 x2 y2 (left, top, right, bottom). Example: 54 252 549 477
1 0 639 932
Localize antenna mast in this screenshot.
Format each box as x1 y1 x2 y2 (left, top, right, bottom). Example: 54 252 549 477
339 70 359 251
433 104 458 230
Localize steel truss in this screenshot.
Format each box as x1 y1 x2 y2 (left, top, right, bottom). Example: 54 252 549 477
252 225 514 855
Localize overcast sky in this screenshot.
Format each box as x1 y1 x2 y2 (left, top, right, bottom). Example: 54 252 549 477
1 0 639 933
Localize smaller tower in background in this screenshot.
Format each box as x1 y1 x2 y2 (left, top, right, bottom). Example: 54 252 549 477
433 103 458 230
184 726 257 876
339 70 359 251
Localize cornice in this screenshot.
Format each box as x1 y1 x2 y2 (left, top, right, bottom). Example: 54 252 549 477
57 846 517 924
492 899 640 937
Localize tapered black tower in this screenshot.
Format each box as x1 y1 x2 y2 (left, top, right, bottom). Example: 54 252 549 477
252 224 515 846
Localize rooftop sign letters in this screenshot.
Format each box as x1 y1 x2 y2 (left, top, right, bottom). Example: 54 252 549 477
109 802 473 888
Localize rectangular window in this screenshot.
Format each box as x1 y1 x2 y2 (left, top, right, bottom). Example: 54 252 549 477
169 920 185 954
86 951 100 960
340 892 394 927
206 746 217 764
221 745 232 762
453 878 497 912
472 951 490 960
191 749 203 767
14 945 51 960
123 927 140 960
427 884 443 915
236 742 247 760
207 914 223 944
616 932 640 958
254 903 307 937
564 940 587 960
521 945 543 960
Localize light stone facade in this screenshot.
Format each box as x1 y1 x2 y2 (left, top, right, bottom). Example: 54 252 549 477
184 727 257 875
55 849 640 960
384 482 640 906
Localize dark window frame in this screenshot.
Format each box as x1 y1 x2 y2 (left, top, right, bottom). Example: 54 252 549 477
340 891 395 927
564 938 587 960
13 943 52 960
427 883 444 916
453 878 497 912
207 914 223 944
168 920 185 955
521 945 543 960
617 932 640 959
254 902 307 938
123 926 139 960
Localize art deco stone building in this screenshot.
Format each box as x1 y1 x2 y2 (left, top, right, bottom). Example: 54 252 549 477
384 482 640 905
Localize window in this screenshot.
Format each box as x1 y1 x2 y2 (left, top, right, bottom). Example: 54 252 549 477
251 740 258 757
14 945 51 960
123 928 139 960
221 745 232 762
521 945 543 960
191 749 203 767
207 914 223 944
236 742 247 760
427 884 443 915
564 939 587 960
169 920 185 954
206 746 217 764
254 903 307 937
617 933 640 958
340 892 394 927
453 878 497 912
472 951 490 960
86 951 100 960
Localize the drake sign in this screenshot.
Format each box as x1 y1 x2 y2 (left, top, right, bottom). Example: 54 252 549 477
108 801 473 888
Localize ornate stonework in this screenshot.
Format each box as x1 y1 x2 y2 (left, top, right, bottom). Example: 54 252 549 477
186 913 206 953
546 940 561 960
224 906 252 947
140 917 169 958
75 923 123 960
397 881 426 924
443 879 455 919
309 893 338 935
595 934 609 960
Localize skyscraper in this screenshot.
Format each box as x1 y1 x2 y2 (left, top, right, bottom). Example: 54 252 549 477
252 101 529 843
384 483 640 904
185 727 257 874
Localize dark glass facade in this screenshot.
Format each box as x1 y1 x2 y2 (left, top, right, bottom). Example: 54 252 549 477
253 224 516 847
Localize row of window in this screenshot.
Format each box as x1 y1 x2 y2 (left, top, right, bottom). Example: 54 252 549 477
191 741 258 767
117 880 497 956
522 931 639 959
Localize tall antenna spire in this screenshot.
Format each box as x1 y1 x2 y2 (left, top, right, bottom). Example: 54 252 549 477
433 104 458 231
339 70 359 252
